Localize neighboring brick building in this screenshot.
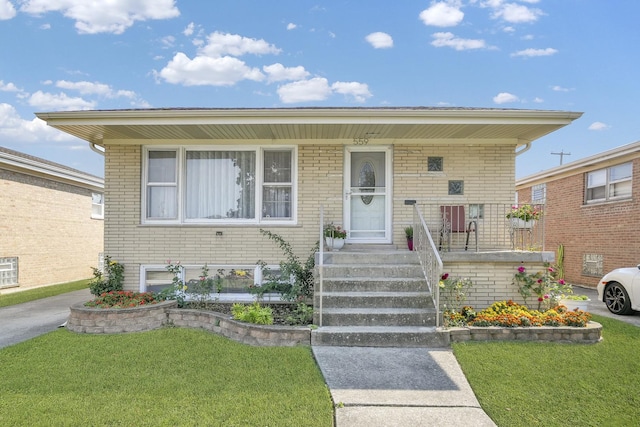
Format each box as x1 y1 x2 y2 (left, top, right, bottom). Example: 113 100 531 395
36 107 581 297
516 140 640 288
0 147 104 291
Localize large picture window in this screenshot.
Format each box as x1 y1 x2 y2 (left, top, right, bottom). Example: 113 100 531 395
143 147 295 224
586 162 632 203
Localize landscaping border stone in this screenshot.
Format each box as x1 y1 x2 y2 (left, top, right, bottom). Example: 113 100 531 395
67 302 601 346
446 321 602 344
67 302 311 346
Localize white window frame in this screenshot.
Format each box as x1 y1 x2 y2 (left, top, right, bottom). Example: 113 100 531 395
142 146 297 225
91 192 105 219
140 265 179 293
586 162 632 203
531 183 546 205
0 257 19 288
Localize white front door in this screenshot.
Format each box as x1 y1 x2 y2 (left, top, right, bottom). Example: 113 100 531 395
345 146 392 243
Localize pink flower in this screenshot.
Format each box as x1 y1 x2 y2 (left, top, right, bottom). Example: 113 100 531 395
544 294 549 299
558 279 565 285
517 266 526 273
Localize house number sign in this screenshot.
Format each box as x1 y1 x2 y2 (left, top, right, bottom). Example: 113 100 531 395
352 138 369 145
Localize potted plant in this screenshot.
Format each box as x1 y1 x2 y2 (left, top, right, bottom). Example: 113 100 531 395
404 226 414 250
558 294 591 311
324 223 347 251
506 204 542 229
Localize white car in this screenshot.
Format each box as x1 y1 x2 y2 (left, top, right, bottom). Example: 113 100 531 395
597 265 640 315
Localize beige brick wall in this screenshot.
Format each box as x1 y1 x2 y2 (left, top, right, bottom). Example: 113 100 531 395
105 142 517 290
0 169 104 290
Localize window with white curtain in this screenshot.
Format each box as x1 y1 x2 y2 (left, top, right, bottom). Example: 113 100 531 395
586 162 632 203
143 146 295 224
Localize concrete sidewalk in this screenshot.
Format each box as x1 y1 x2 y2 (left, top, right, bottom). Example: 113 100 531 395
313 346 496 427
0 288 91 349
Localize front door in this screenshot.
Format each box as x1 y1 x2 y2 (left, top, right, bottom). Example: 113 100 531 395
345 146 392 243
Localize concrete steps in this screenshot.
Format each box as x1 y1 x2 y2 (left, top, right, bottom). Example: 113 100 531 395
313 249 445 348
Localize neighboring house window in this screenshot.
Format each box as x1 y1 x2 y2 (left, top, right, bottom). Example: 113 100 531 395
143 147 296 224
0 257 18 288
91 192 104 219
586 162 632 203
531 183 546 205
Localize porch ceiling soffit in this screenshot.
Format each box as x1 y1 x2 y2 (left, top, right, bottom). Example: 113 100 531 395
35 108 583 146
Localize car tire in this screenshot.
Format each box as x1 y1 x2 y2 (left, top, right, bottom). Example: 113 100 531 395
604 282 634 315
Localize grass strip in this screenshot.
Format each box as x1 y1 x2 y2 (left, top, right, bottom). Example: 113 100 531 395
0 280 90 308
453 314 640 426
0 327 333 426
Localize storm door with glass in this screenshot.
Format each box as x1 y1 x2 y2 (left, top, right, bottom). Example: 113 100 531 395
344 147 392 243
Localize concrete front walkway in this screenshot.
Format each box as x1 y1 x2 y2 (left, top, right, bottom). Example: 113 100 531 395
313 346 496 427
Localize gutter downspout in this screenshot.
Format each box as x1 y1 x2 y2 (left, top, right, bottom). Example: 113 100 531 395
90 142 105 156
515 141 531 156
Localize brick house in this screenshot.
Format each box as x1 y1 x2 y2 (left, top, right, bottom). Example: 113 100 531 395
516 140 640 288
0 147 104 291
36 107 581 310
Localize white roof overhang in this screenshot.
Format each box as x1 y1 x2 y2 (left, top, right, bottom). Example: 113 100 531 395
35 107 583 147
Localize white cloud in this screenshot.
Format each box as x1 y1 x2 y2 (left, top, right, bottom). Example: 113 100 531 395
263 63 310 83
551 85 571 92
199 32 281 58
159 52 264 86
420 2 464 27
588 122 610 131
0 103 73 142
491 2 543 23
533 97 544 103
0 80 21 92
431 32 486 50
277 77 332 103
493 92 519 104
160 35 176 49
184 22 195 36
20 0 180 34
0 0 16 20
331 81 372 102
28 90 96 110
55 80 136 99
365 32 394 49
511 47 558 57
287 22 297 30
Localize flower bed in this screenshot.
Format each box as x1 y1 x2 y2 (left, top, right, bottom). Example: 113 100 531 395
448 322 602 344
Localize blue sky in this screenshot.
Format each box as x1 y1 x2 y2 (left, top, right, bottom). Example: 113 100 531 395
0 0 638 179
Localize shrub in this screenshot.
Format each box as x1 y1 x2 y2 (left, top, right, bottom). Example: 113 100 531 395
85 291 158 309
89 256 124 296
285 303 314 326
257 229 318 302
231 302 274 325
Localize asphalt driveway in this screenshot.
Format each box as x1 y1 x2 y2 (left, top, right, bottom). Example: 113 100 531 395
0 288 91 349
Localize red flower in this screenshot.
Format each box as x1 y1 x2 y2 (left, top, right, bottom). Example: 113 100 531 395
441 273 449 280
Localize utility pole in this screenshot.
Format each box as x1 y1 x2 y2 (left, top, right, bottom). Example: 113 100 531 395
551 150 571 165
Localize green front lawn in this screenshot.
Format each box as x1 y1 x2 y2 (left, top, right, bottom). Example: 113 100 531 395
0 328 334 426
454 314 640 426
0 280 90 308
